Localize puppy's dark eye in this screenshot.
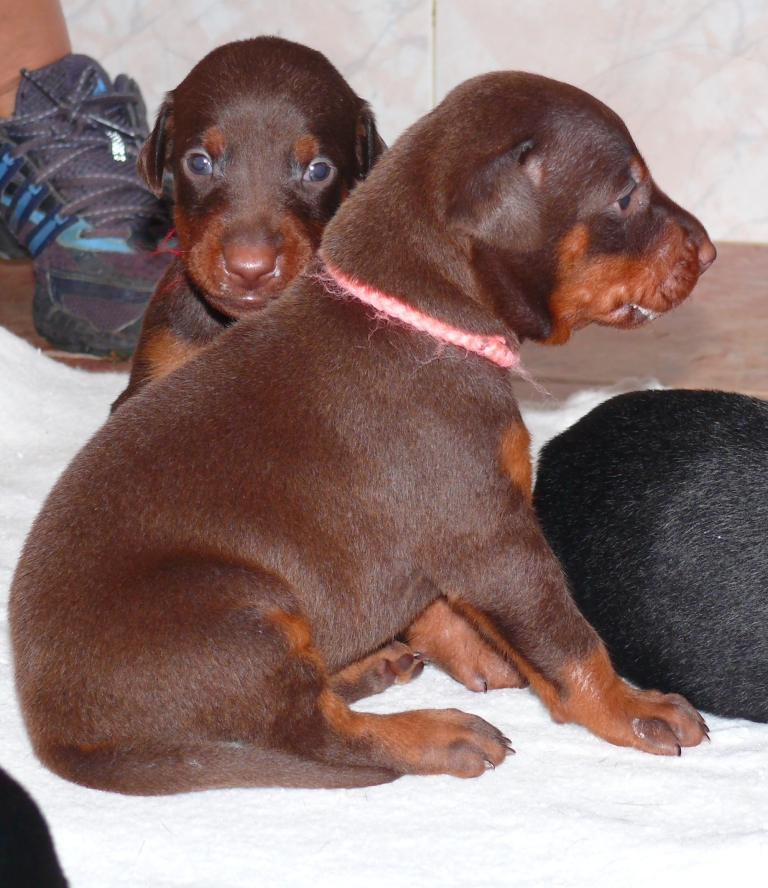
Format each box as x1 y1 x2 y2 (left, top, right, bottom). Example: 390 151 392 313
186 153 213 176
303 157 334 184
618 193 632 211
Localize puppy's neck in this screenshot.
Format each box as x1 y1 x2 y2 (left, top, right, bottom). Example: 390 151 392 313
321 261 530 374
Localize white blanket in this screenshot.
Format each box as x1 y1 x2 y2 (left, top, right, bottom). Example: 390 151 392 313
1 325 765 888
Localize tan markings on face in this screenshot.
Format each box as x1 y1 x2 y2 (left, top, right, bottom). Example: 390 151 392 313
202 126 226 157
499 420 532 501
175 194 322 306
278 211 323 282
173 207 229 296
144 328 206 381
545 219 701 344
293 134 320 166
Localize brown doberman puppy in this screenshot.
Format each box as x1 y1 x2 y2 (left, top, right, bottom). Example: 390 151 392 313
112 36 384 409
11 71 716 795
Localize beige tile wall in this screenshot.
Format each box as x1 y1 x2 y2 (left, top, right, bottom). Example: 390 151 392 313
63 0 768 242
63 0 434 147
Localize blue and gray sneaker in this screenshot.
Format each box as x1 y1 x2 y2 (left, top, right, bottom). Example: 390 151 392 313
0 54 172 357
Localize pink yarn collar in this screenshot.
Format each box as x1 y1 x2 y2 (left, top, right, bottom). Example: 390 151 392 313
322 262 529 374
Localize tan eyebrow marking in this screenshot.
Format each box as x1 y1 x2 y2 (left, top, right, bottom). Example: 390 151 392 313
202 127 226 157
293 134 320 166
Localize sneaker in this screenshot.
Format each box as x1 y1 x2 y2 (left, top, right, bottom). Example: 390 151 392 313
0 54 172 357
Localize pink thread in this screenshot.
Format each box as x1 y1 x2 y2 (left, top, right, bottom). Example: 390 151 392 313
322 262 532 376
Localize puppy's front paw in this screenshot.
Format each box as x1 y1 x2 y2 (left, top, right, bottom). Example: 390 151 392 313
548 650 709 755
406 598 527 693
626 690 709 755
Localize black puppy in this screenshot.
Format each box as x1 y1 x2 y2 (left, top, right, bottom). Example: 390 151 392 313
0 767 68 887
534 388 768 722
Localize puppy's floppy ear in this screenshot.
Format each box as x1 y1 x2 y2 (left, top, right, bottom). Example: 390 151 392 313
509 138 541 177
447 136 544 252
451 138 552 340
137 96 174 196
355 103 386 179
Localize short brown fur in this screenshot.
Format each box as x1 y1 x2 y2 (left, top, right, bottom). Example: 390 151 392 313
142 325 202 381
113 37 384 409
11 71 714 795
499 420 533 501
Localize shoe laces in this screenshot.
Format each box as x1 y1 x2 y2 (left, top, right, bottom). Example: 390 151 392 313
4 65 165 235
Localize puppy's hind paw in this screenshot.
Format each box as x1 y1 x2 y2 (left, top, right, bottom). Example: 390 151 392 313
329 641 424 703
389 708 512 778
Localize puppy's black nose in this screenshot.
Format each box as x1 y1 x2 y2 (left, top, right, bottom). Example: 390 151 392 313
698 237 717 273
224 244 278 290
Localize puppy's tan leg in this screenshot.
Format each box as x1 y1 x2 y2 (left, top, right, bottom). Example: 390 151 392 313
317 690 511 779
30 569 509 794
268 610 511 778
522 645 709 754
329 641 424 702
445 520 708 755
406 599 527 692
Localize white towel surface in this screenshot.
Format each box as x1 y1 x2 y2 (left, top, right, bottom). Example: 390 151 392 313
1 325 766 888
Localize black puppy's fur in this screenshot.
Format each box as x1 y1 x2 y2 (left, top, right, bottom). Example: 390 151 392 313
534 388 768 722
0 767 68 887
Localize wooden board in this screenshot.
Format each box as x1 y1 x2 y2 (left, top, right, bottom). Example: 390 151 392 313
1 243 766 397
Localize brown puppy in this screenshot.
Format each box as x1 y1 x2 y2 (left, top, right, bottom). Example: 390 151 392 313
113 37 384 409
11 72 715 796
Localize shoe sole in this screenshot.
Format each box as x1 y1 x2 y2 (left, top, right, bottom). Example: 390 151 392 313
32 279 142 359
